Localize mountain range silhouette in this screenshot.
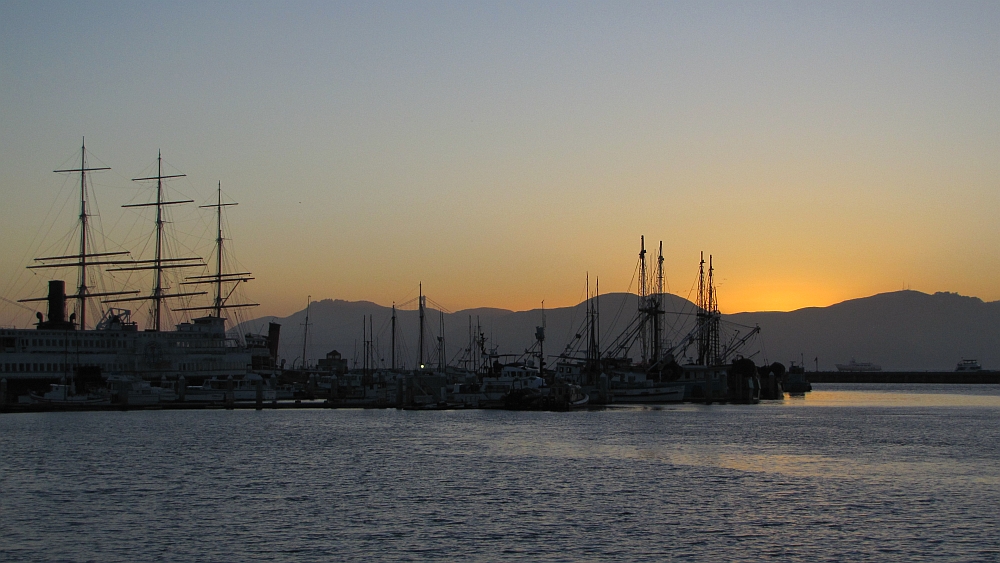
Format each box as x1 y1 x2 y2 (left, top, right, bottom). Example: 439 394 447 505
237 290 997 372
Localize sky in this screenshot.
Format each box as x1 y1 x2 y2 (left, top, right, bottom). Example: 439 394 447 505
1 1 999 329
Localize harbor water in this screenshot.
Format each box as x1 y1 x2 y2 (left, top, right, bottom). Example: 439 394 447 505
2 384 999 562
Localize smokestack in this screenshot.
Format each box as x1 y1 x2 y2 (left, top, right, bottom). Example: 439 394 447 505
47 280 67 325
267 322 281 359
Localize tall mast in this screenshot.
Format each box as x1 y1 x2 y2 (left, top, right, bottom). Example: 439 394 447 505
586 273 594 363
53 138 110 329
638 236 650 365
202 181 237 318
391 303 397 371
363 316 369 376
124 152 200 331
708 255 719 365
697 251 707 365
152 153 169 330
467 315 473 372
31 142 132 325
301 296 311 369
437 310 445 372
418 283 425 369
176 183 258 325
536 300 545 376
652 240 664 368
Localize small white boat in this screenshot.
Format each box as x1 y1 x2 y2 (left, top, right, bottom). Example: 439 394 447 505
955 359 982 372
27 383 111 406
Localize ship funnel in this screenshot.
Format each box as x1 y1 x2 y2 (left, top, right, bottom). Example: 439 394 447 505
267 322 281 359
47 280 67 325
37 280 75 330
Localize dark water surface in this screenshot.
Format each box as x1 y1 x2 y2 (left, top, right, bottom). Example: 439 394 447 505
2 384 999 562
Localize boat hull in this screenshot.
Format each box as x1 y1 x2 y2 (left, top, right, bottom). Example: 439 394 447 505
611 385 685 404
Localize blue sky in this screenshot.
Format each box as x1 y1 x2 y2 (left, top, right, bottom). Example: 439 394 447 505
2 1 999 327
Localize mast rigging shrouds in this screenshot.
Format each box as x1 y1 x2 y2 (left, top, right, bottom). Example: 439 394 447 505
25 140 135 328
178 182 259 319
121 151 204 331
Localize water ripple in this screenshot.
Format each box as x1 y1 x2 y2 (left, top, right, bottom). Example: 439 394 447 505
1 386 999 561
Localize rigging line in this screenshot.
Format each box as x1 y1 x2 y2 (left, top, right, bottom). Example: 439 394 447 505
6 173 75 294
560 280 588 347
424 297 452 314
396 296 419 309
609 257 642 331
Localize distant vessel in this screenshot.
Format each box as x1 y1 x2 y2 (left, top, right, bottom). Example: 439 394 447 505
835 359 882 372
955 359 982 372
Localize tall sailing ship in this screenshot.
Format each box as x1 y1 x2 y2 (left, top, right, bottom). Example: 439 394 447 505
0 142 276 392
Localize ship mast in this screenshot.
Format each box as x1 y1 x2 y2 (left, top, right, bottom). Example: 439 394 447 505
708 255 719 365
418 283 425 369
301 296 311 369
638 236 648 365
208 182 233 317
697 252 707 365
110 152 205 331
536 301 545 377
27 140 135 328
55 139 109 329
150 152 184 330
437 310 445 372
176 182 258 326
652 240 664 370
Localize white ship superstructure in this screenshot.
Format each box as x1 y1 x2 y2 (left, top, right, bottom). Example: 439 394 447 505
1 283 251 382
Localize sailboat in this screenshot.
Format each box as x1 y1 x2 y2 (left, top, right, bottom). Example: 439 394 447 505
1 143 266 403
601 237 686 403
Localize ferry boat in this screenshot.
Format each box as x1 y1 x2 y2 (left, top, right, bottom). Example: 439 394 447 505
955 359 982 372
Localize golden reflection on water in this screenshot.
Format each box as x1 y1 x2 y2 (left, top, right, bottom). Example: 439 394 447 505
779 386 1000 408
489 386 1000 489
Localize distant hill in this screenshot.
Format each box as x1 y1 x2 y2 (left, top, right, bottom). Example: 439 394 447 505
730 290 1000 371
236 290 999 372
